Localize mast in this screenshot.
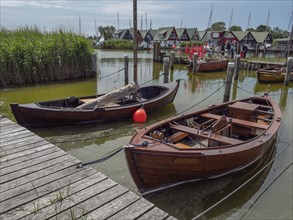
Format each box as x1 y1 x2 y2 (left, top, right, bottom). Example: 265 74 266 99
245 11 251 44
117 12 120 30
266 10 270 27
133 0 138 84
145 12 147 31
287 9 293 58
228 8 233 29
207 4 213 30
79 14 81 35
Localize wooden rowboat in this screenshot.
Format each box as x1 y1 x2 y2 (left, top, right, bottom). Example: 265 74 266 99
124 95 281 195
257 66 293 83
188 58 228 72
10 80 180 128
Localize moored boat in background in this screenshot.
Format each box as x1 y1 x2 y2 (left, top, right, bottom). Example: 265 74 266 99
256 66 293 83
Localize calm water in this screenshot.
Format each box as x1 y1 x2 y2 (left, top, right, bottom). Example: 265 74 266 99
0 50 292 220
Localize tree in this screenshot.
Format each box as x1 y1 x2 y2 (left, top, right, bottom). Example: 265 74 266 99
98 26 116 40
207 22 226 31
256 25 271 32
246 28 256 32
229 25 242 31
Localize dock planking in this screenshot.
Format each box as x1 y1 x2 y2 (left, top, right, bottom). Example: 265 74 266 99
0 117 176 220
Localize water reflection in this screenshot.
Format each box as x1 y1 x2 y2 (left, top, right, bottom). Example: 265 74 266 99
0 49 292 220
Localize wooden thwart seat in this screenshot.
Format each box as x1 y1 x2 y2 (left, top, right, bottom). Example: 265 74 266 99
171 124 243 145
200 113 269 130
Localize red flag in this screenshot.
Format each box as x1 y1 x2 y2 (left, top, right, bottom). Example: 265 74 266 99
195 44 199 52
191 44 195 55
185 45 189 54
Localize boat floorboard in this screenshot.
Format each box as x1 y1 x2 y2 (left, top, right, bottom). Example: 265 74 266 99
0 117 175 220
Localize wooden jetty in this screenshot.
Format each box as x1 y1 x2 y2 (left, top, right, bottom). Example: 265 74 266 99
0 116 176 220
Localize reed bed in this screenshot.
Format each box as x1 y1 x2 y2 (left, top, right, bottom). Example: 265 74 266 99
0 27 95 87
101 39 133 50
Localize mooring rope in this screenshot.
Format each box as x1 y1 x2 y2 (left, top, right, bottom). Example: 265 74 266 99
192 139 293 220
98 67 125 80
177 84 225 115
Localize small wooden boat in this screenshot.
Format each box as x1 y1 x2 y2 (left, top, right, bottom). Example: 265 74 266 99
188 58 228 72
124 95 281 195
10 80 180 128
257 66 293 83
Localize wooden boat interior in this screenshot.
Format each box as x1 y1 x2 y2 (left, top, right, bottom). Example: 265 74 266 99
145 99 274 149
37 86 168 109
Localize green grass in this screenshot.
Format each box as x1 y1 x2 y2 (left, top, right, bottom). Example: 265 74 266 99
0 27 95 87
101 39 133 50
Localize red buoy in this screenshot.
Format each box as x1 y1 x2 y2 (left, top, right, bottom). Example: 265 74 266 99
133 108 147 123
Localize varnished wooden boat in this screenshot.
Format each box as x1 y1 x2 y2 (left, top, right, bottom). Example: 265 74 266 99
10 80 180 128
188 58 228 72
257 67 293 83
124 95 281 195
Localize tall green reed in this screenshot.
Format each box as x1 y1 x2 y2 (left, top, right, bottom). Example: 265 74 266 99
0 27 95 87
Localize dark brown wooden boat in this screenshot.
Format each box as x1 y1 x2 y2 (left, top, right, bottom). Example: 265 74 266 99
10 80 180 128
124 95 281 195
188 58 228 72
257 66 293 83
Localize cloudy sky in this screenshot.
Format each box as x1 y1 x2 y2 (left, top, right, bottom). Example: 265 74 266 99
1 0 292 36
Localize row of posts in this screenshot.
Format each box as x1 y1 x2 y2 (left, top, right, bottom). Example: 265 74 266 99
223 56 292 102
123 53 292 101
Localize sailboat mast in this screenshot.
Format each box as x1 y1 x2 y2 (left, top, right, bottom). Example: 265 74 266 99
287 9 293 58
228 8 233 29
133 0 138 84
266 10 270 27
117 12 120 30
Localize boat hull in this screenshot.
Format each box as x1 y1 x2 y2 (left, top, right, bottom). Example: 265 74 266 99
257 68 293 83
189 59 228 72
125 96 281 194
10 81 180 128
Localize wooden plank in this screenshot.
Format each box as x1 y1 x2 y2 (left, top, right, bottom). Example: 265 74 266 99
137 207 170 220
2 173 112 220
0 170 103 215
0 157 80 193
19 178 120 220
0 135 44 148
0 147 58 169
0 132 36 145
0 154 73 184
0 126 27 136
86 191 140 220
0 150 66 176
1 140 50 157
0 165 93 202
47 184 128 220
0 143 55 164
107 198 154 220
171 124 243 145
201 113 269 130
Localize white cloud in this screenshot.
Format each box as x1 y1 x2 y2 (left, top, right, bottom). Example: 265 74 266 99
2 0 70 9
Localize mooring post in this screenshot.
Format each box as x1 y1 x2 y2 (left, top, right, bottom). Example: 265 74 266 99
170 51 175 70
192 53 198 74
163 57 170 83
153 41 157 61
223 62 235 102
124 55 129 85
234 55 241 80
91 53 97 74
284 57 293 86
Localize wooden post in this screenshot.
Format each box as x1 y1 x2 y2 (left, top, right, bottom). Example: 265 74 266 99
124 55 129 85
284 57 293 86
91 53 97 73
234 55 240 80
170 51 175 70
163 57 170 83
133 0 138 84
223 62 235 103
192 53 198 74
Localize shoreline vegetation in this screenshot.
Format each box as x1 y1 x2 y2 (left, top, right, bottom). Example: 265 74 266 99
0 27 95 88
